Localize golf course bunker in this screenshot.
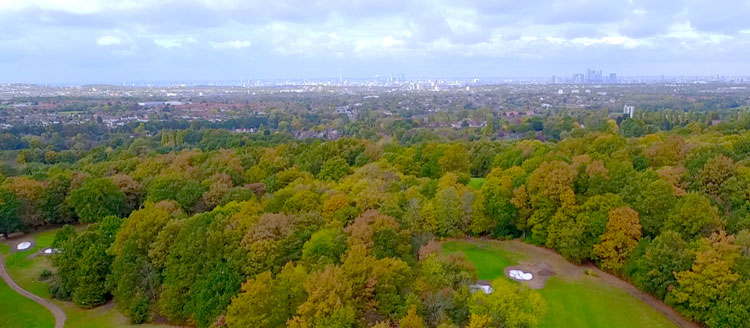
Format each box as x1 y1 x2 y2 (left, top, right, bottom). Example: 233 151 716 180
16 241 32 250
505 262 556 289
509 269 533 280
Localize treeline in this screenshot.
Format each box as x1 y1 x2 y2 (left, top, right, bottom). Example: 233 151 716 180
1 119 749 327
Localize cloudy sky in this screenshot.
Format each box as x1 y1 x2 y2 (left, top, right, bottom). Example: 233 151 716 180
2 0 750 83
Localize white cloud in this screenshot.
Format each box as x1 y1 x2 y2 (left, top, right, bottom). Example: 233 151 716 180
154 39 183 49
210 40 252 49
96 35 121 46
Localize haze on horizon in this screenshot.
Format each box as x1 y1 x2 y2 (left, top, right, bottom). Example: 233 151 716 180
2 0 750 84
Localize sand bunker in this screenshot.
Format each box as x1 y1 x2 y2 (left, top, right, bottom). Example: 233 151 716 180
509 269 533 281
44 248 55 254
504 262 556 289
16 241 31 250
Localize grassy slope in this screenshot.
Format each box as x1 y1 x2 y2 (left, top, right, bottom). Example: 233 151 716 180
0 233 56 328
443 240 677 328
467 178 486 190
0 278 55 328
539 278 675 328
5 228 175 328
442 241 520 280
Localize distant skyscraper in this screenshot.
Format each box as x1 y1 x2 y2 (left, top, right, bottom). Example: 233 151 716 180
573 74 584 84
585 68 603 83
608 73 617 84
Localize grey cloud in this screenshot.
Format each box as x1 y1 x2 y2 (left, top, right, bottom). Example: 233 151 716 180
2 0 750 82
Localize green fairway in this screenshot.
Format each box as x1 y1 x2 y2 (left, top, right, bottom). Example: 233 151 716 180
467 178 486 190
0 278 55 328
442 240 520 280
539 278 676 328
442 240 678 328
5 229 58 299
1 232 57 328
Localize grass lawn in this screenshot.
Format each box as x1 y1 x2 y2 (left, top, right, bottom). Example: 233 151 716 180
538 278 676 328
442 241 520 280
0 278 55 328
5 227 176 328
5 229 59 299
442 240 678 328
1 231 57 328
467 178 486 190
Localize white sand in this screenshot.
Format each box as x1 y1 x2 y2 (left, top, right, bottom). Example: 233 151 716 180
16 241 31 250
44 248 54 254
509 269 533 281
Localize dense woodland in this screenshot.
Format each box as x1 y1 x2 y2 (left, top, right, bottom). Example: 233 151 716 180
2 107 750 327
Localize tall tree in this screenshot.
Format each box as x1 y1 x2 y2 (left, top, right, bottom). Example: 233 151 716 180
67 177 126 223
439 143 470 176
665 193 719 240
628 231 695 299
0 189 20 237
668 231 740 322
594 207 642 272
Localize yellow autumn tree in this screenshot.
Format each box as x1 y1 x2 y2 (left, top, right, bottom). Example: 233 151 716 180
594 207 642 272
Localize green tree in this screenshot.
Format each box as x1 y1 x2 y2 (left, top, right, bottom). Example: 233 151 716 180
434 187 461 237
111 201 182 323
439 143 470 176
319 157 352 181
66 178 125 223
39 173 76 225
0 189 20 237
301 228 348 269
707 280 750 328
628 231 695 299
473 176 515 236
665 193 719 240
146 177 207 211
633 179 676 237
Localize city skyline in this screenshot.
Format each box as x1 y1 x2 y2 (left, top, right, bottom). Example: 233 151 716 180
2 0 750 83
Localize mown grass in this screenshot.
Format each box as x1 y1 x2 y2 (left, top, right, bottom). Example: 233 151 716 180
442 240 520 280
442 240 678 328
0 278 55 328
467 178 486 190
0 232 56 328
5 229 58 299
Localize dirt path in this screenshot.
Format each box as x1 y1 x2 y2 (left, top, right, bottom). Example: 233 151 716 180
0 255 66 328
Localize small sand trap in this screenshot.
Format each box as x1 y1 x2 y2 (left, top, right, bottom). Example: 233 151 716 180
509 269 533 280
16 241 31 250
505 262 556 289
44 248 55 254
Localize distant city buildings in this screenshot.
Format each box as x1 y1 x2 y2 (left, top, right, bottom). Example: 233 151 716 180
558 69 619 84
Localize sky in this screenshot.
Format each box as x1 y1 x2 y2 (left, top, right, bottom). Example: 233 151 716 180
2 0 750 83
